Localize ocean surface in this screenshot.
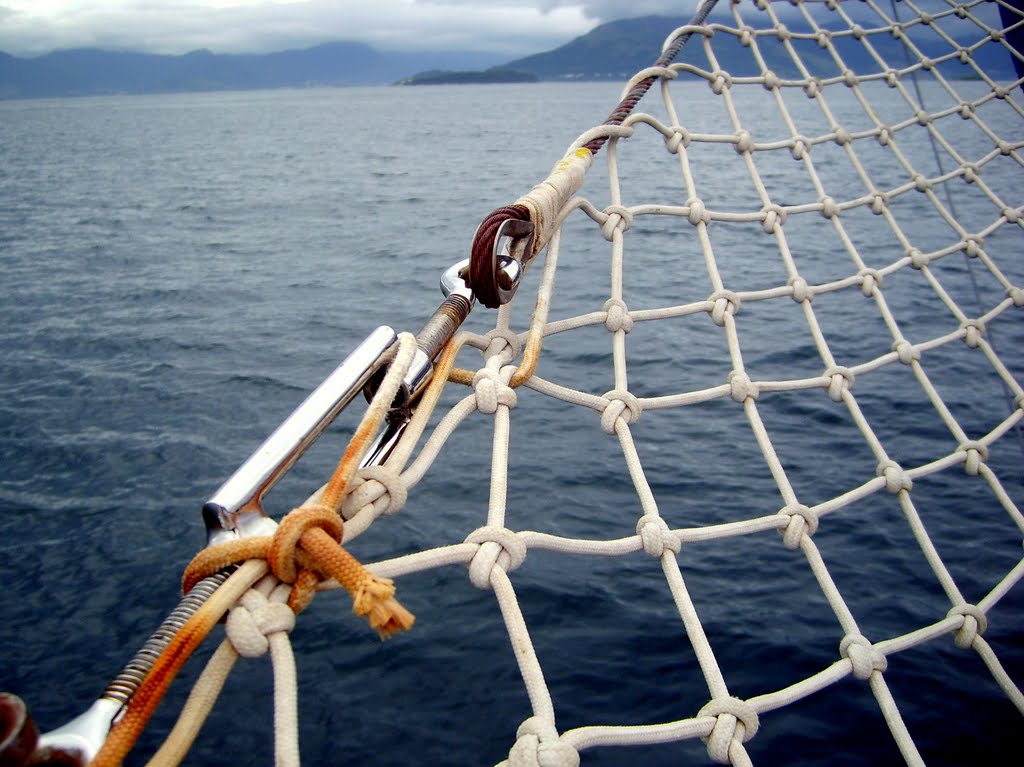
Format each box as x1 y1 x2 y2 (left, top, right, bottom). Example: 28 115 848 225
1 79 1022 767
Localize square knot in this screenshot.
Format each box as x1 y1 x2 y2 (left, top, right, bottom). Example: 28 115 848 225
858 268 883 297
636 514 681 557
727 370 759 402
947 603 988 648
708 290 742 326
710 71 733 95
600 204 634 240
600 389 642 433
603 298 634 333
790 136 810 160
733 128 753 153
779 504 818 550
840 634 887 680
789 276 813 303
473 368 518 414
341 465 407 521
697 697 759 764
686 197 710 225
959 440 988 476
877 460 913 494
818 196 839 219
760 204 786 233
960 319 985 348
762 70 782 90
508 717 579 767
226 580 295 658
823 366 854 402
465 526 526 590
892 339 920 365
483 328 523 361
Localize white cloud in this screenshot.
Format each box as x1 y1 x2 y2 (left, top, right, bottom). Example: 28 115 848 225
0 0 600 57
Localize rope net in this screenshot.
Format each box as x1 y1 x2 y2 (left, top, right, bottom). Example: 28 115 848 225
119 1 1024 766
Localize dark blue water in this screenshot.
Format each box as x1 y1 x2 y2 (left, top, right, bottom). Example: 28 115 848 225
1 79 1022 767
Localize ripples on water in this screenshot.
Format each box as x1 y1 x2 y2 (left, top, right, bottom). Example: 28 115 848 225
1 80 1022 766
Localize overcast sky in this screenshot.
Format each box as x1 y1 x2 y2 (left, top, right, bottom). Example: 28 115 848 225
0 0 703 58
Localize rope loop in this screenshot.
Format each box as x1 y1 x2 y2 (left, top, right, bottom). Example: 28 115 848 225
226 579 295 658
709 290 742 326
779 504 818 550
636 514 681 557
473 368 518 414
840 634 887 680
603 298 634 334
508 717 580 767
600 389 642 434
947 603 988 648
698 696 759 765
876 460 913 494
466 526 527 590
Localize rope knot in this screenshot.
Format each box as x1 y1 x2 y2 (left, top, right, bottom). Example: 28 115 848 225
960 440 988 476
728 370 759 402
600 389 642 434
665 126 690 153
710 70 733 95
269 504 343 584
709 290 741 326
226 580 295 658
961 319 985 348
962 235 984 257
474 368 518 414
739 26 755 47
1008 286 1024 307
600 205 634 240
762 70 781 90
833 126 852 146
779 504 818 550
803 78 820 98
858 268 883 297
636 515 680 557
603 298 634 333
842 69 858 87
947 603 988 648
760 204 787 233
484 328 524 362
698 697 759 765
907 247 929 269
823 366 854 402
733 128 753 154
790 135 810 160
466 526 527 590
1003 206 1021 225
892 339 920 365
840 634 887 680
508 717 579 767
686 197 710 226
819 196 839 219
870 190 889 214
789 276 812 303
877 460 912 494
340 465 407 521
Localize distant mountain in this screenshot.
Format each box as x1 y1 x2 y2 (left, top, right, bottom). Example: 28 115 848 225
504 13 1019 81
1 13 1017 99
0 43 507 99
398 67 538 86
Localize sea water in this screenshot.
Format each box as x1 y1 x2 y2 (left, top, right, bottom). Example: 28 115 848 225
1 82 1022 766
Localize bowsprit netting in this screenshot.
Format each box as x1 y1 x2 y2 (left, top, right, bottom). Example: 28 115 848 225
116 2 1023 766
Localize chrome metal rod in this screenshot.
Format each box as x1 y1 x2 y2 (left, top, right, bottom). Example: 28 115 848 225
203 325 398 546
